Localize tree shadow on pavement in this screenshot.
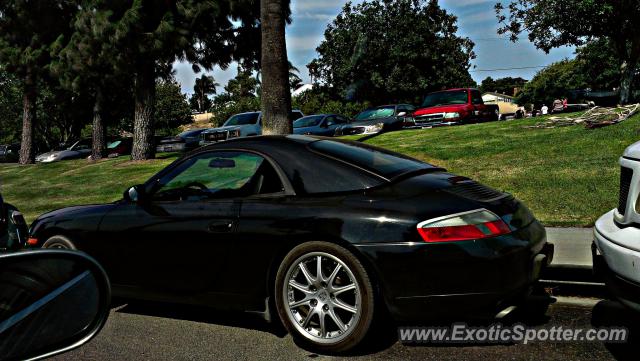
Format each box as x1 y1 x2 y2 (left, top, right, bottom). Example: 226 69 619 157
591 299 640 361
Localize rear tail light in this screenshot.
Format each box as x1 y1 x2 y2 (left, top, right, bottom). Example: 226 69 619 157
27 237 39 246
417 209 511 243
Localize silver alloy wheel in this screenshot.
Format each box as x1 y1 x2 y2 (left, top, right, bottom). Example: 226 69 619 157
283 252 362 344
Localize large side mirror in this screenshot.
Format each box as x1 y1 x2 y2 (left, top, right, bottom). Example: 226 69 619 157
0 250 111 361
123 184 146 203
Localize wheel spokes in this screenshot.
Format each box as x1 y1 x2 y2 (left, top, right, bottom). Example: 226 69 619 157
327 263 342 286
298 262 315 285
328 308 347 332
284 252 362 342
316 256 324 282
333 283 356 296
289 280 313 294
332 298 357 314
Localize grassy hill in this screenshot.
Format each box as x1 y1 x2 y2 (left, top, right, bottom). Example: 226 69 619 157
349 115 638 227
0 114 637 226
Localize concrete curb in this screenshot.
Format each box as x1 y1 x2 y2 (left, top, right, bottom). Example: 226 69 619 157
542 227 597 283
546 227 593 268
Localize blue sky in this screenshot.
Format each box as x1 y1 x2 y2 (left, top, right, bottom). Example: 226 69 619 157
174 0 576 95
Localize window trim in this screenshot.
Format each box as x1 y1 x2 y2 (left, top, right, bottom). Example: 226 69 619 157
146 149 296 201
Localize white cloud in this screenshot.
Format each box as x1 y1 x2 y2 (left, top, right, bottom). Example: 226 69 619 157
296 12 336 21
292 0 349 11
441 0 494 6
286 35 323 51
173 61 237 95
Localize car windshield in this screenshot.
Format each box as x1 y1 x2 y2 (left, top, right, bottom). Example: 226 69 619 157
421 90 469 108
309 139 437 179
68 140 89 150
224 113 260 126
107 140 121 149
293 115 324 128
354 107 395 121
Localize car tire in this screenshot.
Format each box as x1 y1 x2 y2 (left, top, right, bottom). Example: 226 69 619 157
42 235 76 250
274 241 375 353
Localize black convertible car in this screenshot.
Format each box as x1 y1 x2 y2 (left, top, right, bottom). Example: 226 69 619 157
28 135 553 352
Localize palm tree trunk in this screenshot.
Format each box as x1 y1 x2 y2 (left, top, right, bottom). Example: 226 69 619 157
19 70 37 165
91 88 106 160
260 0 292 135
131 60 156 160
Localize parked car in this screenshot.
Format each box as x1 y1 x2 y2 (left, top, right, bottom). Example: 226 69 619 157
35 138 92 163
0 193 28 251
200 110 304 145
293 114 350 136
157 129 207 153
107 137 133 158
409 88 498 128
0 143 19 163
29 135 553 353
482 92 525 120
593 140 640 312
334 104 415 136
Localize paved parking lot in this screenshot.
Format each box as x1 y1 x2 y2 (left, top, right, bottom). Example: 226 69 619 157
54 298 638 361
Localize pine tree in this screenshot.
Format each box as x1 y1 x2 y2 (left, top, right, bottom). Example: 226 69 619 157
85 0 261 160
0 1 77 164
52 3 131 160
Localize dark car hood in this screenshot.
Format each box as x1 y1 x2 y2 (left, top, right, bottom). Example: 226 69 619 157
414 104 470 116
32 204 117 225
159 136 185 145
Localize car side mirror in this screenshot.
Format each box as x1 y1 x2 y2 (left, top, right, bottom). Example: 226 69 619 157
397 111 407 117
124 184 146 203
0 250 111 361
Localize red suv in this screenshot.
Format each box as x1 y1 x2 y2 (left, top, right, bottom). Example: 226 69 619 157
409 88 498 128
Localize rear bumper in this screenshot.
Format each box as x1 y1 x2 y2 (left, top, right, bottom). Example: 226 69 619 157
593 211 640 311
355 220 552 321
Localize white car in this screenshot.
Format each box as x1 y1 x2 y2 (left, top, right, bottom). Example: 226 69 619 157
593 140 640 312
200 110 304 145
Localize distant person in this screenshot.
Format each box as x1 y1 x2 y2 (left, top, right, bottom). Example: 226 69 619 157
541 105 549 115
552 99 563 113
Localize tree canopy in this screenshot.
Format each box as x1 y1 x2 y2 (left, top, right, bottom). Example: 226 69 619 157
0 0 77 163
496 0 640 104
479 77 528 96
190 75 218 113
311 0 476 104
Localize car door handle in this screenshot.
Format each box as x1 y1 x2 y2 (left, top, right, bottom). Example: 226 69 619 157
208 220 234 233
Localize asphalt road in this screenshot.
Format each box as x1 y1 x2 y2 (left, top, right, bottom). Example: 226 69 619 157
54 298 639 361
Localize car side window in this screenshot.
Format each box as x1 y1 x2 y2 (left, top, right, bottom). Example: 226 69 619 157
325 116 336 126
152 151 284 202
335 116 349 124
471 90 483 105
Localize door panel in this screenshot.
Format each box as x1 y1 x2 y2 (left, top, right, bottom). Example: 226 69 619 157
98 199 239 294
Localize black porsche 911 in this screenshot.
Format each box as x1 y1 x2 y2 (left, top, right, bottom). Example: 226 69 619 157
28 135 553 352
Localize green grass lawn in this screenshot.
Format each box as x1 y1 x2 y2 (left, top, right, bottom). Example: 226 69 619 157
0 114 636 227
348 114 639 227
0 155 178 223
